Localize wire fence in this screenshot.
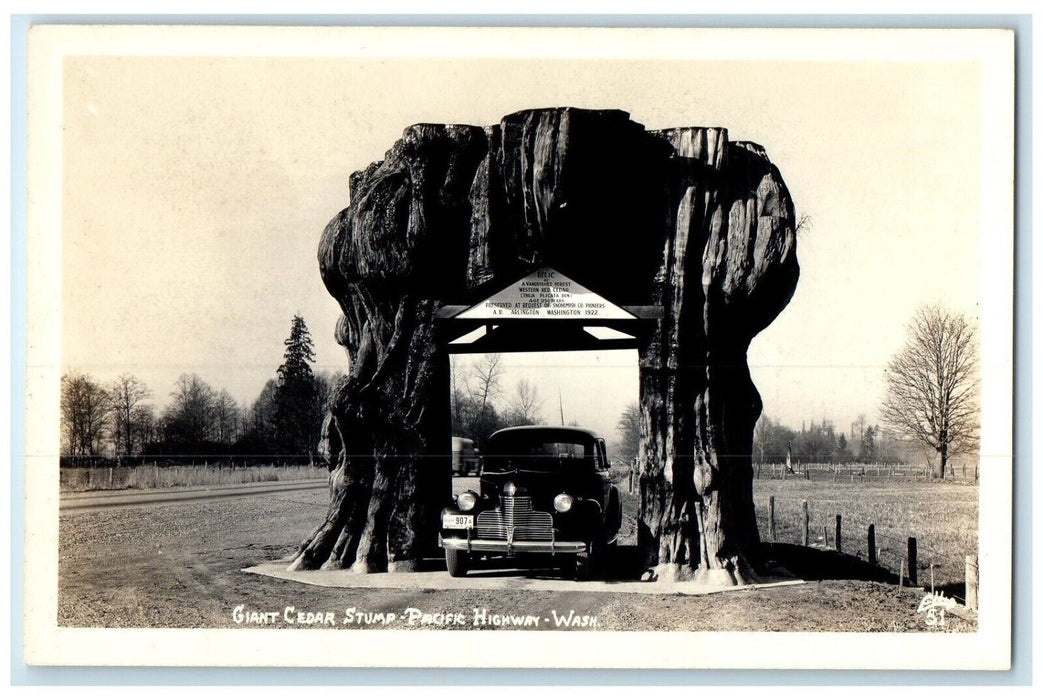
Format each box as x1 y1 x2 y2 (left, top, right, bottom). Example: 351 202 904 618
60 454 322 469
757 493 977 607
753 461 980 484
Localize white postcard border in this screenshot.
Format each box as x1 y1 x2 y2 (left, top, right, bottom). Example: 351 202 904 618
23 25 1015 670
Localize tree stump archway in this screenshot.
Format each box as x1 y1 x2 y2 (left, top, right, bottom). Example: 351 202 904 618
289 108 799 583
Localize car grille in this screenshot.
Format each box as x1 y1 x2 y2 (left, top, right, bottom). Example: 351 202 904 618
476 496 554 541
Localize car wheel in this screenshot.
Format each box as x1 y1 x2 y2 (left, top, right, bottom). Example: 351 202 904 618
572 551 595 581
608 489 623 534
594 539 616 579
560 554 585 581
445 548 469 577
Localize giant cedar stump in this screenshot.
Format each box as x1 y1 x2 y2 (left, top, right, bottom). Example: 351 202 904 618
289 108 798 581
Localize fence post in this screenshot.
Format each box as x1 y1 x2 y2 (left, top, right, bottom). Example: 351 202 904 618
867 524 876 566
768 496 776 542
907 537 918 587
899 557 905 588
801 500 809 547
835 514 842 553
965 555 978 611
108 467 113 489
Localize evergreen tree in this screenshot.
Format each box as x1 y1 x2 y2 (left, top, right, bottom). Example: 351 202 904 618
273 316 323 457
859 425 877 462
836 432 849 463
278 315 316 385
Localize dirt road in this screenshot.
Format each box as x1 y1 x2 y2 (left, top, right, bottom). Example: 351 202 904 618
58 486 973 632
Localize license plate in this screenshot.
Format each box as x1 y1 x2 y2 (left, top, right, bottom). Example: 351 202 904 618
442 514 473 529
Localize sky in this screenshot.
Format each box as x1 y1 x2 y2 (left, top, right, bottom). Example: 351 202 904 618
58 30 991 441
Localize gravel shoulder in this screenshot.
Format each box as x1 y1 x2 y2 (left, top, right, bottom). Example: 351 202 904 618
57 487 975 632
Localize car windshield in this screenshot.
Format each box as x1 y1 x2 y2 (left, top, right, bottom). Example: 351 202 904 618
483 434 595 472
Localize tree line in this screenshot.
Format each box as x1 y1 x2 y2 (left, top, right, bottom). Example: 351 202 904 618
612 404 900 467
612 304 979 479
61 316 339 464
752 414 904 465
64 304 977 480
613 406 952 470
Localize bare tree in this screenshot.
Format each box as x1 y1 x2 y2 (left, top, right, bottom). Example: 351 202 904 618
468 353 503 416
131 404 157 453
449 355 462 429
465 353 503 438
851 413 867 458
881 305 979 479
249 378 280 447
60 372 110 457
237 406 251 446
213 390 240 445
163 373 217 448
108 374 152 457
504 378 544 425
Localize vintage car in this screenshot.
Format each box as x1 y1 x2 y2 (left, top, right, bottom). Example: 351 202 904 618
439 425 623 579
450 436 480 476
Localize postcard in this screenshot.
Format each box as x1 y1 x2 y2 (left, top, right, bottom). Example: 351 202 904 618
23 24 1014 669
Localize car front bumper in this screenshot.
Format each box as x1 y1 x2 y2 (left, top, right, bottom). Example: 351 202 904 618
440 535 588 555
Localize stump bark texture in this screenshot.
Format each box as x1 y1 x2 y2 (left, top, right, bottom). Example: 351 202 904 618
290 108 798 578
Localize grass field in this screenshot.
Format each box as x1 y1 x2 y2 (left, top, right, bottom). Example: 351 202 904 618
610 466 977 595
753 478 977 592
60 464 329 493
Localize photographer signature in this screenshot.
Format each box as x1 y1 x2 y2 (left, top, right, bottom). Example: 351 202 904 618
917 592 957 627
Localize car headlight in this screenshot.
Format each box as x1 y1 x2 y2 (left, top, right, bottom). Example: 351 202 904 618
503 481 517 496
457 491 478 512
553 493 574 513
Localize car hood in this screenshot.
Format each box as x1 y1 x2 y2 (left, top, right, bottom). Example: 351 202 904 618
479 468 599 500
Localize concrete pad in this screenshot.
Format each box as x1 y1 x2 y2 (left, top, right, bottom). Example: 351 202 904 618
244 561 806 596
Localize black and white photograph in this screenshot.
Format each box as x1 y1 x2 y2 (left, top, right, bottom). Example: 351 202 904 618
23 24 1014 669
